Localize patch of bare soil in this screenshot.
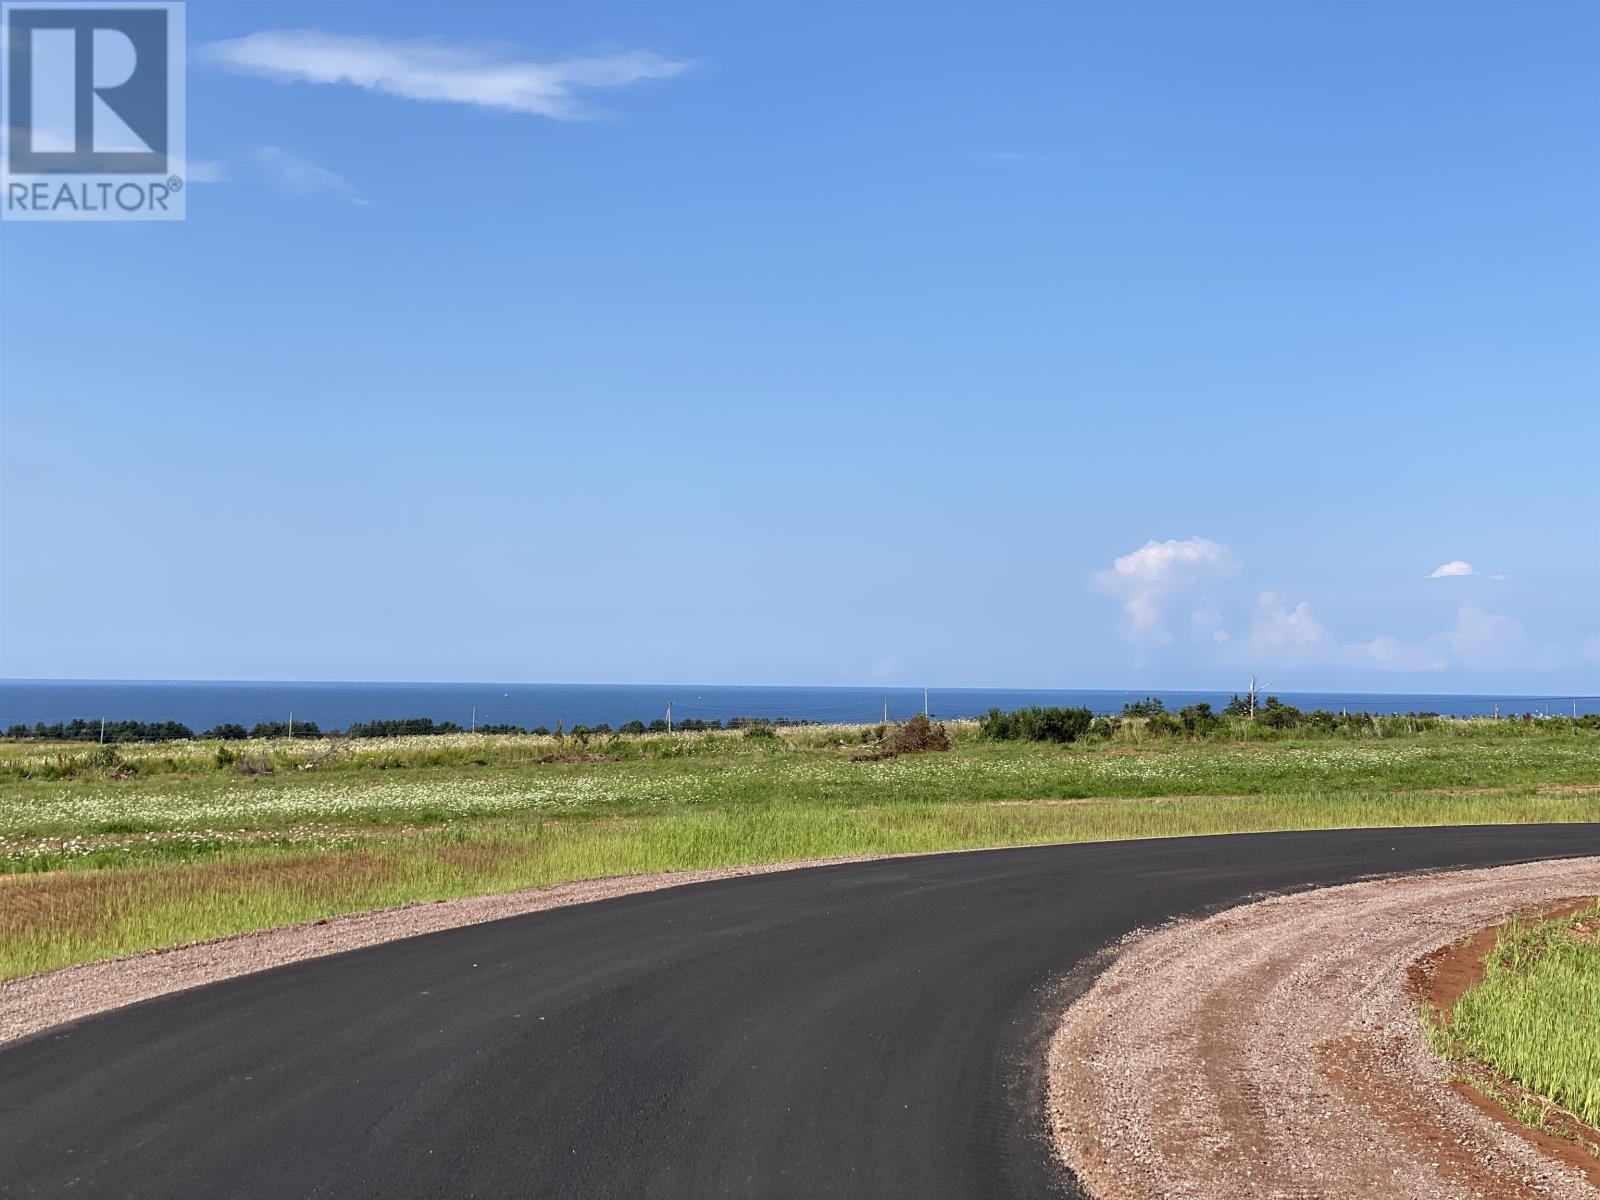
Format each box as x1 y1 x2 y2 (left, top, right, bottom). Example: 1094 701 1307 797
0 855 883 1046
1049 857 1600 1200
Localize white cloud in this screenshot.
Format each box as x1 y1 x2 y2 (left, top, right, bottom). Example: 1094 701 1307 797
200 31 690 119
1441 605 1528 670
1094 537 1237 641
256 146 367 204
1343 605 1531 673
1428 560 1476 578
1249 592 1331 657
1343 635 1449 672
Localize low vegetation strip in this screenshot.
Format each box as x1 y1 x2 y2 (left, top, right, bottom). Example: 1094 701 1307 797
1445 903 1600 1129
4 792 1600 981
1 718 1597 980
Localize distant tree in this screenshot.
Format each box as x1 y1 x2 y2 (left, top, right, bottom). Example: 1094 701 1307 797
344 717 462 739
1178 702 1221 735
249 720 322 739
1122 697 1167 718
1256 697 1302 730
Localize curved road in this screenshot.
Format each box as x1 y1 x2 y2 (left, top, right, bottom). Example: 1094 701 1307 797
5 825 1600 1198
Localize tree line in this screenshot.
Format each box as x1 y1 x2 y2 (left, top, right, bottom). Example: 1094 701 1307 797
980 697 1600 743
3 714 817 743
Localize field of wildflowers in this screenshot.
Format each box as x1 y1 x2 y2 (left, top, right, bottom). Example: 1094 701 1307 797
1 719 1596 977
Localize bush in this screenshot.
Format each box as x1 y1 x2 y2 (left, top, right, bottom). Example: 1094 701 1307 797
1143 711 1185 737
979 706 1094 744
1178 702 1222 736
882 713 951 755
1256 697 1302 730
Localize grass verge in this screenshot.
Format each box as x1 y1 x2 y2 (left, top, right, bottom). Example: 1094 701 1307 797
1445 902 1600 1129
5 786 1600 981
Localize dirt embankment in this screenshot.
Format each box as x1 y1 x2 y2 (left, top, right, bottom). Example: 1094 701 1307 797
1049 857 1600 1200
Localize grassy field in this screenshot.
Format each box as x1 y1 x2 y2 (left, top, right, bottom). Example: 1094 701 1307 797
1447 902 1600 1129
2 718 1598 980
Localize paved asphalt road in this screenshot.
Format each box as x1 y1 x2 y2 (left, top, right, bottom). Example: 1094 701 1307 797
6 825 1600 1199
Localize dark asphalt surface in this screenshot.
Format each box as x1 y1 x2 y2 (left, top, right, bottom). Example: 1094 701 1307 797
5 825 1600 1198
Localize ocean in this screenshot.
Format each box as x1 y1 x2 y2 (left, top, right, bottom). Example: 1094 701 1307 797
1 679 1594 733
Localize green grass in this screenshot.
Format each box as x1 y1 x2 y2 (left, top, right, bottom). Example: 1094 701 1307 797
1446 904 1600 1128
2 721 1598 980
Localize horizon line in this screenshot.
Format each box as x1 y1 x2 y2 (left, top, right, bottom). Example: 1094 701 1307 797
1 677 1595 701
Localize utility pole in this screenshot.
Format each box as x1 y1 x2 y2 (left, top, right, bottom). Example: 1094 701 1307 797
923 688 929 717
99 717 105 744
471 705 476 734
288 710 294 740
882 696 889 724
666 701 673 733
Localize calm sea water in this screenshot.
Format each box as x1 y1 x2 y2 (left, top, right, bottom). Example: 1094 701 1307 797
1 680 1594 731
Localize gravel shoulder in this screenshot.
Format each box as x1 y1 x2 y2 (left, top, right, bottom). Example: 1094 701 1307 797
0 855 881 1045
1049 856 1600 1200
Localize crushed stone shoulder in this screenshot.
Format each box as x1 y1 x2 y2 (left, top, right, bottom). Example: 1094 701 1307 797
1049 856 1600 1200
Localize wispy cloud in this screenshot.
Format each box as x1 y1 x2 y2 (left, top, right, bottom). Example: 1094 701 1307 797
1427 560 1476 578
1249 592 1332 660
1440 605 1529 670
256 146 367 205
199 31 690 119
1094 537 1237 642
1342 635 1449 672
1342 606 1531 672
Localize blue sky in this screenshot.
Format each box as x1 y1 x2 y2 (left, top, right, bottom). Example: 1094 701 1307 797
1 0 1596 693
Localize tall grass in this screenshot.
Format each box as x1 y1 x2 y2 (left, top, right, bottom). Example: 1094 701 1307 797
1448 904 1600 1127
3 723 1598 978
4 789 1600 980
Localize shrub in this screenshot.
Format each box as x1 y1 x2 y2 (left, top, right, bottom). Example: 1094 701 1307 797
1256 697 1301 730
1143 711 1185 737
979 706 1094 744
1178 702 1222 736
883 713 951 755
